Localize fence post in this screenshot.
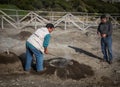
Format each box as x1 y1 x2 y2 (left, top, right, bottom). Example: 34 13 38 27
1 16 4 29
64 16 67 30
35 17 37 30
51 11 54 23
16 10 20 29
65 20 67 30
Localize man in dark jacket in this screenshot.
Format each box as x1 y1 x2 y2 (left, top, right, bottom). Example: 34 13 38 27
97 14 113 64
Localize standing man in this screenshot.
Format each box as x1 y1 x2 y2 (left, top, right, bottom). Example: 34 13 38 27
25 23 54 72
97 15 113 64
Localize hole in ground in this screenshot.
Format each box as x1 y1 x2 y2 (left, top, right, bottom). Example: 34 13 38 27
32 57 95 80
0 51 20 64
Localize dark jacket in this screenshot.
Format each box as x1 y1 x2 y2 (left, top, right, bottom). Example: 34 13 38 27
97 21 112 36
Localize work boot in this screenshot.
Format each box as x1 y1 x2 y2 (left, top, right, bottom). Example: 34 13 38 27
37 68 47 74
108 60 112 64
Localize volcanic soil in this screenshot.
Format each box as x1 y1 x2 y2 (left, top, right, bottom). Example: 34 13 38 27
0 27 120 87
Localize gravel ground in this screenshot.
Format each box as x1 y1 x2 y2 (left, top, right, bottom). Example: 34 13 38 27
0 27 120 87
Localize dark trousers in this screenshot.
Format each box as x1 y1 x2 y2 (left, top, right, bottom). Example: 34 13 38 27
101 36 113 62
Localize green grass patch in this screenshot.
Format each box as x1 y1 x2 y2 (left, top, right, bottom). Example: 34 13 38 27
0 4 19 9
0 4 28 15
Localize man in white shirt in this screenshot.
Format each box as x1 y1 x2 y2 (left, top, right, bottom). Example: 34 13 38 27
25 23 54 72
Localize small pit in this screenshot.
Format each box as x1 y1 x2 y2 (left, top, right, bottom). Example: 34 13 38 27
0 51 19 64
0 51 23 74
38 57 95 80
16 31 32 40
49 57 73 68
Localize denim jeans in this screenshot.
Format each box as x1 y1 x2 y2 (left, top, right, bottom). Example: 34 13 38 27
25 41 43 72
101 36 113 61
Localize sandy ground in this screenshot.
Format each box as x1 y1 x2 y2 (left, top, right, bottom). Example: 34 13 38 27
0 26 120 87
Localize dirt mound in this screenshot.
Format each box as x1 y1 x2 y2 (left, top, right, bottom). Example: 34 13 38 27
31 57 94 80
0 51 23 74
0 51 19 64
17 31 32 40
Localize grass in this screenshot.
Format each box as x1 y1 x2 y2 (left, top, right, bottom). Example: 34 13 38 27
0 4 19 9
0 4 28 15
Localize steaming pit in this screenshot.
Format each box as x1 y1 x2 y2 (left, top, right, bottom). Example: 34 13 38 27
41 57 94 80
49 57 73 68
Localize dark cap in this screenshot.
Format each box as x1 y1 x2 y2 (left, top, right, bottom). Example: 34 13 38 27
46 23 54 29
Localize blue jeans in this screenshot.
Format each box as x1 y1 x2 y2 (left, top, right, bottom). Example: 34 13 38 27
25 41 43 72
101 36 113 61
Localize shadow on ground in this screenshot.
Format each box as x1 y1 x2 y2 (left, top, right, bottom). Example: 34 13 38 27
19 53 37 71
68 45 102 60
19 53 26 69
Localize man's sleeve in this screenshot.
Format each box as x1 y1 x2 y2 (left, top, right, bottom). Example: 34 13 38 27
107 22 113 36
97 24 100 33
43 34 51 48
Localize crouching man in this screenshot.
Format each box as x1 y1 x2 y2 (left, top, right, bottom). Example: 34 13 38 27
25 23 54 72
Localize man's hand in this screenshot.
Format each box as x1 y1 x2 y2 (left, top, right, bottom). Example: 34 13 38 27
101 34 107 38
97 32 101 37
44 48 48 54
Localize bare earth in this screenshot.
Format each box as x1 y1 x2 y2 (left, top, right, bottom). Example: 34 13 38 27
0 27 120 87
